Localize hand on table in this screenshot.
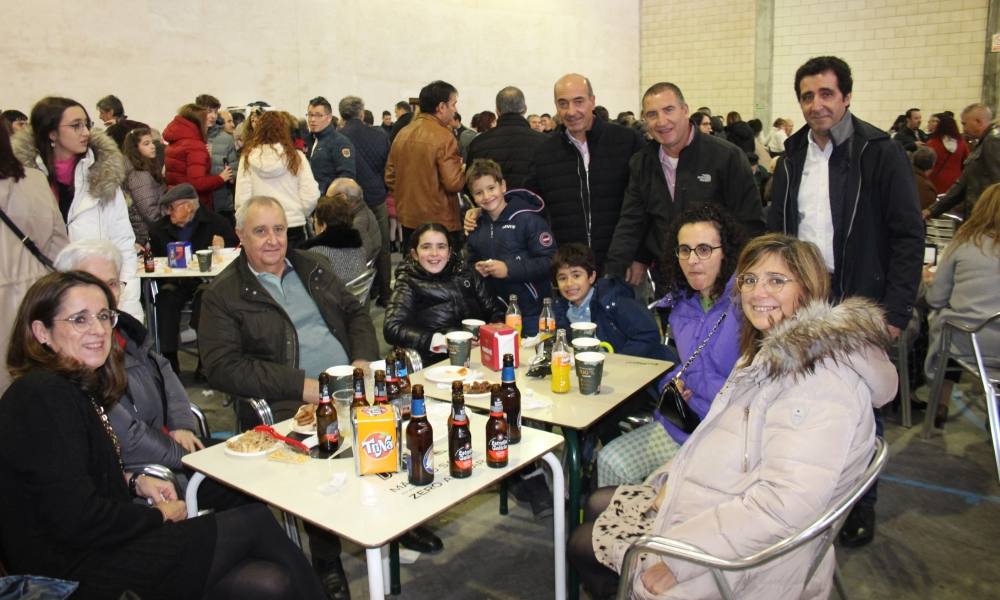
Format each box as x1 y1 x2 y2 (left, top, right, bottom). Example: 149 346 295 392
155 500 188 523
170 429 205 453
640 562 677 595
463 208 481 234
474 259 508 279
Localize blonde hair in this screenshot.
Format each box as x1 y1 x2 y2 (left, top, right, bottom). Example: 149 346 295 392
948 183 1000 257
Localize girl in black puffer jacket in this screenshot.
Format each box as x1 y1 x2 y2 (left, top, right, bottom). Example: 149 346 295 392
384 223 503 365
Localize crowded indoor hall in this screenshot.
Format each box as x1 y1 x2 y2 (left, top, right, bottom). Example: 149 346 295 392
2 0 998 598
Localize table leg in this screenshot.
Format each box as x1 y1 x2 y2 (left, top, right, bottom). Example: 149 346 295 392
365 547 385 599
541 452 566 600
142 278 161 353
185 472 205 518
498 479 509 515
563 430 582 600
389 542 400 595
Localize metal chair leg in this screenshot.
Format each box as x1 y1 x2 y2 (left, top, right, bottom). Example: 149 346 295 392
922 326 952 438
897 330 912 428
833 564 849 600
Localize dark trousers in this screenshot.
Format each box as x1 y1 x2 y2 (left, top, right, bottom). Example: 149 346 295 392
156 278 202 354
371 201 392 301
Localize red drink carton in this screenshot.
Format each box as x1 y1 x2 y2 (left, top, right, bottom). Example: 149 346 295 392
479 323 520 371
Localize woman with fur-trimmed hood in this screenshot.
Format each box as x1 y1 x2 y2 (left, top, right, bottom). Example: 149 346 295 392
570 234 896 600
12 97 142 319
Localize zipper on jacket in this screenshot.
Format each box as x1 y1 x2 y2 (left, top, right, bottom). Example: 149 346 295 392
781 158 791 233
575 154 592 247
742 405 750 472
838 140 869 298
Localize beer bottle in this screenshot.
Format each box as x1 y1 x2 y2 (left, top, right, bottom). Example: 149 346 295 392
351 367 368 409
394 348 413 419
486 384 509 468
143 241 155 273
499 353 521 444
405 384 434 486
385 357 402 414
538 297 555 336
448 380 472 478
550 328 572 394
505 294 522 335
316 372 340 454
373 370 388 405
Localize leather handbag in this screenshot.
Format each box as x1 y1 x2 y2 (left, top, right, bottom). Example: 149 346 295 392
656 310 728 434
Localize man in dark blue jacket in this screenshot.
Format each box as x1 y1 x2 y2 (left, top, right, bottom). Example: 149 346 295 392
338 95 392 304
767 55 923 549
305 96 356 195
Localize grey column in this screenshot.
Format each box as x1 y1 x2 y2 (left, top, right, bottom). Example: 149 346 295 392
984 0 1000 114
754 0 775 124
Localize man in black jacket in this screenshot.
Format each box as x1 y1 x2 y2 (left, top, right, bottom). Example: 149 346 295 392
389 100 413 143
604 82 764 285
924 103 1000 219
467 86 548 190
893 108 928 152
767 56 923 549
305 96 356 195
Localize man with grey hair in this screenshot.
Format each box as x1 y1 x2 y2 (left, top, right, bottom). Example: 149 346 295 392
467 86 550 190
338 96 392 305
326 177 381 268
925 103 1000 219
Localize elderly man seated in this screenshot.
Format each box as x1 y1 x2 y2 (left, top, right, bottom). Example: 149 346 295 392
149 183 237 374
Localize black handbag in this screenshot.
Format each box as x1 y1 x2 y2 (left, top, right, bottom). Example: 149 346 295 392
656 310 728 434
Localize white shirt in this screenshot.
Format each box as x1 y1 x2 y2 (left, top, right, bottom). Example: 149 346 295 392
566 131 590 171
797 130 836 271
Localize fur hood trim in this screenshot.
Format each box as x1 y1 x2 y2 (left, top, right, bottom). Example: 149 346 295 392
11 127 126 204
755 297 892 379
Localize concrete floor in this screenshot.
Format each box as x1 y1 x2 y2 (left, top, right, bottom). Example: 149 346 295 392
178 304 1000 599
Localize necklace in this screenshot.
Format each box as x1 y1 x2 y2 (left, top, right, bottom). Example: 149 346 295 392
88 396 124 473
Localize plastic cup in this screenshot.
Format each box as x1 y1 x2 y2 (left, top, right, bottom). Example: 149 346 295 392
446 331 474 367
571 337 601 354
575 351 605 395
196 249 213 272
325 365 355 395
570 322 597 340
462 318 485 339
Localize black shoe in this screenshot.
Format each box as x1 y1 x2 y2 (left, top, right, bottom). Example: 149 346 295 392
839 504 875 548
314 557 351 600
398 525 443 553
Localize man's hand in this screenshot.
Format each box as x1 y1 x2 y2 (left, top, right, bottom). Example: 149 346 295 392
211 235 225 249
135 474 178 503
155 500 188 523
921 209 931 221
887 324 902 340
170 429 204 453
640 562 677 595
463 208 481 235
475 259 508 279
625 261 648 286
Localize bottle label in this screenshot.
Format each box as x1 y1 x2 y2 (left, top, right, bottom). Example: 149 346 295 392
502 366 516 383
453 443 472 469
538 316 555 333
323 422 340 445
487 435 508 462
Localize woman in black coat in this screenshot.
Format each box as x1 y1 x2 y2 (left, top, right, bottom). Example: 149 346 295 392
0 271 325 600
384 223 503 365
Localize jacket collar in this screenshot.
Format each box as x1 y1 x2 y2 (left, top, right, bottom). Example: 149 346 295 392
300 223 363 249
555 113 607 147
11 127 125 204
496 113 530 129
784 112 886 155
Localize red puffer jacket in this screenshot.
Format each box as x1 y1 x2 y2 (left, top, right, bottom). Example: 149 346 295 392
162 115 223 209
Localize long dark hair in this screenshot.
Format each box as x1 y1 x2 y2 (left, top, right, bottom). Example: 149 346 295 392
929 113 961 141
0 125 25 181
7 271 127 407
660 203 746 301
30 96 90 184
177 103 208 141
122 127 164 183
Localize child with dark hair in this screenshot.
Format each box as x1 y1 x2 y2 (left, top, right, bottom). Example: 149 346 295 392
465 159 557 336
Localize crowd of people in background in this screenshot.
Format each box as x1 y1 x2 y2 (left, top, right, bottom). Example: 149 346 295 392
2 51 998 599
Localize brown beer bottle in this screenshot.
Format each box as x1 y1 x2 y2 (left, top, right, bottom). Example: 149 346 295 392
316 372 340 454
405 385 434 485
499 353 521 444
385 357 402 414
373 370 388 405
394 348 413 419
448 380 472 478
143 241 155 273
486 384 509 468
351 367 368 409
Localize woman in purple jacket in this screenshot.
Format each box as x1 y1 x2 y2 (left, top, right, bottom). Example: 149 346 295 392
597 203 745 486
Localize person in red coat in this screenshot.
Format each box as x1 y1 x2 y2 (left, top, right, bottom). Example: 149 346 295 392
162 103 232 210
926 113 970 194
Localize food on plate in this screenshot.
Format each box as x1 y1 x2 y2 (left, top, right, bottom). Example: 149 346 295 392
455 367 469 377
225 430 279 453
294 404 317 426
268 448 310 464
463 380 492 394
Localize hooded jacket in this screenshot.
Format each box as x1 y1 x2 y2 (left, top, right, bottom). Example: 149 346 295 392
162 115 225 209
12 128 142 320
384 255 503 365
616 299 896 600
234 144 319 228
466 189 557 335
767 114 924 330
553 277 668 360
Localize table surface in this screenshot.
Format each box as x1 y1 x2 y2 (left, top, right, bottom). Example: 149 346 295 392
411 353 673 430
182 404 563 549
136 251 239 278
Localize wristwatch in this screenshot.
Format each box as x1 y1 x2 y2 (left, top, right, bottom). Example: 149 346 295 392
128 472 145 496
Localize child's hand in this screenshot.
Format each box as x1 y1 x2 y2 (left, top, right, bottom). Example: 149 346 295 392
475 259 508 279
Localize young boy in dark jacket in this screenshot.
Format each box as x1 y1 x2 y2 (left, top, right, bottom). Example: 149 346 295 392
465 159 557 336
552 243 668 360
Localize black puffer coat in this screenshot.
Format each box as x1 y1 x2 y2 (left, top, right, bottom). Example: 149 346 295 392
384 255 504 364
527 117 643 270
466 113 549 189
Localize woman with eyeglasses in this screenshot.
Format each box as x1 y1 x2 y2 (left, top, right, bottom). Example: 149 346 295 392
596 204 745 488
0 271 326 600
569 234 895 599
10 96 143 320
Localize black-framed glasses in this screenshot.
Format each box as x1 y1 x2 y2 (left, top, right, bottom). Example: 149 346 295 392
676 244 722 260
737 274 795 294
54 309 119 332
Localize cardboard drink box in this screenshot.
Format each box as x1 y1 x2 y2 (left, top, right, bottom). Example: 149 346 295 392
479 323 520 371
351 404 402 475
166 242 192 269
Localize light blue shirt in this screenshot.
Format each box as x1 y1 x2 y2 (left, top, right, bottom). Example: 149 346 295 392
566 288 595 323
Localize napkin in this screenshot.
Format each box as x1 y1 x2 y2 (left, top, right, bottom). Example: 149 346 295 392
317 472 347 495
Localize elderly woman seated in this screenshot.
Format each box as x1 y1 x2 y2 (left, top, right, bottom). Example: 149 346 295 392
301 192 369 286
568 234 896 599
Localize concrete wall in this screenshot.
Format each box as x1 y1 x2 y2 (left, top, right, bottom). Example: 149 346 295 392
3 0 640 132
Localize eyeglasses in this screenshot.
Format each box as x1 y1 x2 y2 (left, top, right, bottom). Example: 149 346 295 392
676 244 722 260
105 279 126 290
737 274 795 294
53 309 119 332
60 119 93 133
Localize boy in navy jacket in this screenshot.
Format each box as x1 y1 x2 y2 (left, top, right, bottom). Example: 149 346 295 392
466 159 557 336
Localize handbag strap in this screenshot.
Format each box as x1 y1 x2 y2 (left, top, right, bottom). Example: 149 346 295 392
0 205 55 271
672 309 728 380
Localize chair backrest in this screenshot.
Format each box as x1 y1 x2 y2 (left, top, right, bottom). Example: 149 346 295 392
345 267 376 305
616 437 888 600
